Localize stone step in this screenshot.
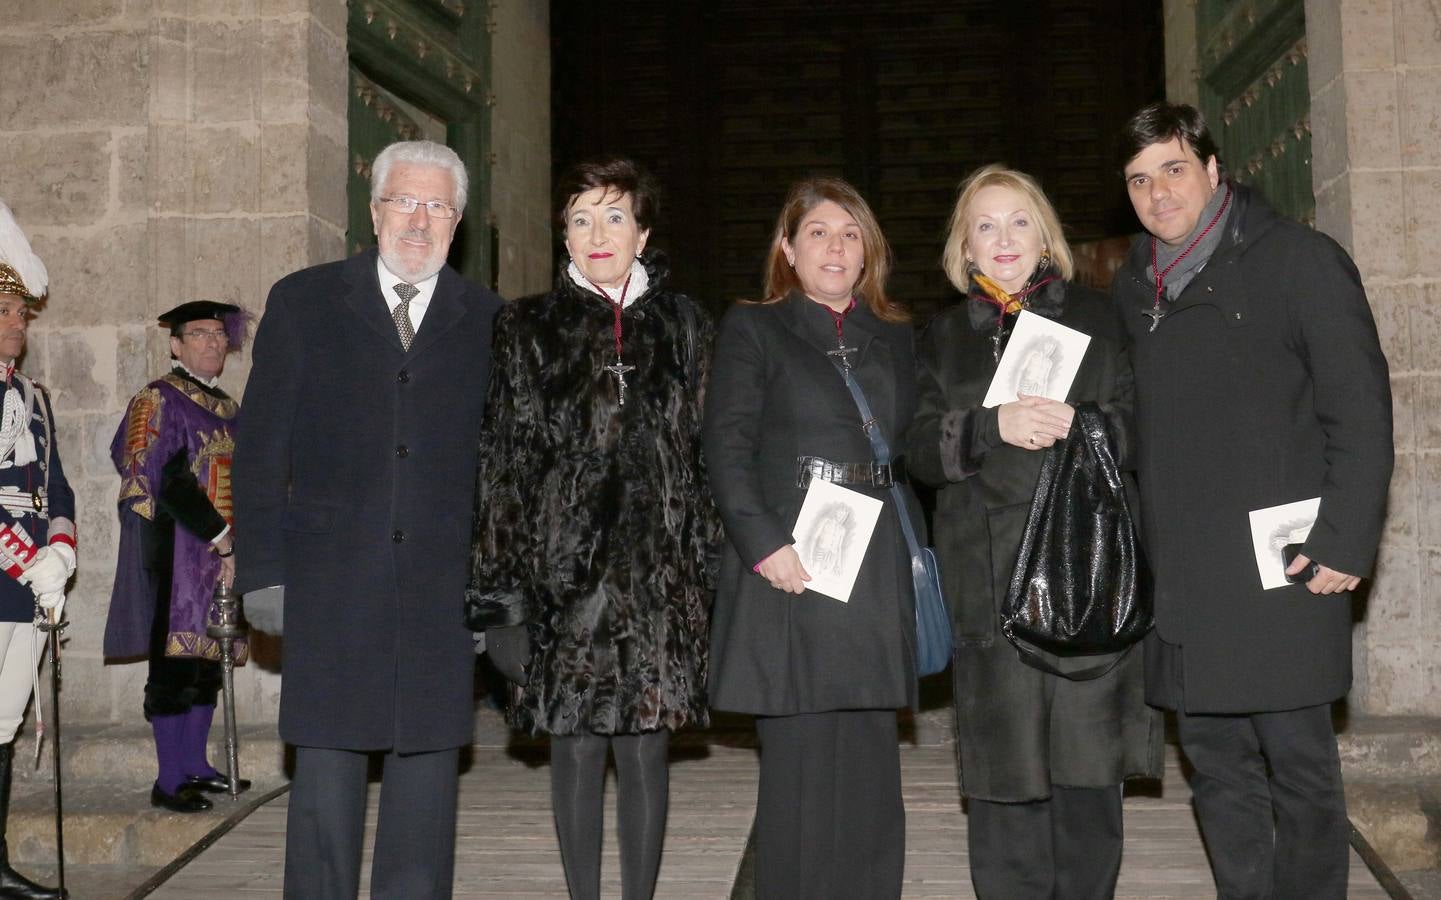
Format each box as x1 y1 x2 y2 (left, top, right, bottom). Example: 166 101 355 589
12 723 290 789
12 703 522 789
6 779 285 867
1338 715 1441 780
0 862 157 900
1335 715 1441 878
1346 777 1441 874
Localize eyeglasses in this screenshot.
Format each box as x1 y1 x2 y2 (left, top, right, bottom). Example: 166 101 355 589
377 197 458 218
182 329 229 343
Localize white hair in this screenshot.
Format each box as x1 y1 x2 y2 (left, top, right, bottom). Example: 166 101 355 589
370 140 469 211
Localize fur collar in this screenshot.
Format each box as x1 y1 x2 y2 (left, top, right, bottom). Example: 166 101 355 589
557 249 671 307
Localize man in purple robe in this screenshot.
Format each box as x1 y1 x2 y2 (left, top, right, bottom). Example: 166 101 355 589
106 300 250 813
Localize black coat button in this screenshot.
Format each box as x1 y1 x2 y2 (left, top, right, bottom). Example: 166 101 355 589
392 529 405 543
396 445 409 458
397 369 410 383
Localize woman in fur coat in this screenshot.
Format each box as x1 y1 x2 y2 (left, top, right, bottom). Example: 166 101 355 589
466 157 718 900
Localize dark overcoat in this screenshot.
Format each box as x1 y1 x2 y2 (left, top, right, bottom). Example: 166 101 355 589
1112 186 1393 714
465 255 719 736
233 249 502 752
703 293 920 716
908 280 1162 802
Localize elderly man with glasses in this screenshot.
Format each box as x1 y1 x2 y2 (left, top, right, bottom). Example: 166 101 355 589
106 300 250 815
232 140 503 899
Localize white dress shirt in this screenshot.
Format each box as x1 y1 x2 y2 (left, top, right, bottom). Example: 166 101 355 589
377 256 439 331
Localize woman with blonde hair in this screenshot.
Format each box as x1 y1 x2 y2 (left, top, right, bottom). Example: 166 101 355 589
908 165 1161 899
703 176 921 899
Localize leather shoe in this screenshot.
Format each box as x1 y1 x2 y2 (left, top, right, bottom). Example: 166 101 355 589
186 772 252 795
150 782 213 813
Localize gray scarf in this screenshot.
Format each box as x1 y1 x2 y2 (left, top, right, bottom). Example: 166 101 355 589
1148 183 1232 301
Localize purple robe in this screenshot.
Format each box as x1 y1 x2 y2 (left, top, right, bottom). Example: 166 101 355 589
105 372 247 663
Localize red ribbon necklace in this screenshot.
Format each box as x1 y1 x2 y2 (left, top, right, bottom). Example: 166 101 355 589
822 297 858 369
585 270 636 406
1145 186 1231 332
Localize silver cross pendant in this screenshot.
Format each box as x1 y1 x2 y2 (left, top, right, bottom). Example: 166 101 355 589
1143 309 1164 333
827 344 857 370
605 359 636 407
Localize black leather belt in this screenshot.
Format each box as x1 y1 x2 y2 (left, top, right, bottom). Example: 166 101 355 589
796 455 905 489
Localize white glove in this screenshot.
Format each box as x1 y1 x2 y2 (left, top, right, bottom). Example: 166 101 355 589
243 585 284 635
20 547 69 594
49 542 76 576
36 591 64 615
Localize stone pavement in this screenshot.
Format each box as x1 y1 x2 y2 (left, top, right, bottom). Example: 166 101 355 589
141 735 1393 899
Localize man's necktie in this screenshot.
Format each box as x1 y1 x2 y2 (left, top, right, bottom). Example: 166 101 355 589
392 282 418 351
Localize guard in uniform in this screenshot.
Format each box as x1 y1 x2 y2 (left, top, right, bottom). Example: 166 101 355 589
105 301 250 813
0 199 74 900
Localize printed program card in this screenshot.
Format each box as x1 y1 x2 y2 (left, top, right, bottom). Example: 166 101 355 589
791 479 884 603
982 309 1091 408
1248 497 1321 590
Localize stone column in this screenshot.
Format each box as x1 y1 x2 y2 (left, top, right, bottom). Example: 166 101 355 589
1307 0 1441 715
0 0 348 724
490 0 553 298
1164 0 1202 106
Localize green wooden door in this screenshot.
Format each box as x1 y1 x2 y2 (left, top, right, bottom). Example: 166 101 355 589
346 0 493 285
1197 0 1314 225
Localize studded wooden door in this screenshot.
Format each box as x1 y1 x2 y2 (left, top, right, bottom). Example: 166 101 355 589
346 0 494 285
1197 0 1314 225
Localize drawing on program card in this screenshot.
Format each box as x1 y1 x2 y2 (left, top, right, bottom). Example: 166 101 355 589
983 310 1091 408
791 479 883 603
805 503 855 578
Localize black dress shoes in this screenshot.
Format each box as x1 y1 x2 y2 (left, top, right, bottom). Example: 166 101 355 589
150 782 213 813
185 772 252 795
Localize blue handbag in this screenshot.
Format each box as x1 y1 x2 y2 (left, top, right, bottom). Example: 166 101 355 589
831 362 952 678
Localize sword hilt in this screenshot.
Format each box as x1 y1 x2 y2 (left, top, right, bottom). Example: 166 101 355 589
34 608 66 634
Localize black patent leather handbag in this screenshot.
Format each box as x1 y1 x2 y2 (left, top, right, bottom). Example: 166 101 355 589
1001 403 1152 680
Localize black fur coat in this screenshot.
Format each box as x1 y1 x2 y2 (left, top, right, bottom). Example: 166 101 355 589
466 252 719 736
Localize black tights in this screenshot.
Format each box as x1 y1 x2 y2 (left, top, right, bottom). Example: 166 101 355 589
549 729 670 900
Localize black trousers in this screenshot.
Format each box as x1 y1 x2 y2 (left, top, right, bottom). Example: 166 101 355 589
143 567 220 718
967 784 1124 900
284 745 460 900
754 710 904 900
1176 703 1348 900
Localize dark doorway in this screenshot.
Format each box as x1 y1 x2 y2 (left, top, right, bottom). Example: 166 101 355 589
552 1 1163 319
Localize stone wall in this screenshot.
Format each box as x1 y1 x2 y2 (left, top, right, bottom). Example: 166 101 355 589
490 0 553 298
0 0 350 724
1307 0 1441 716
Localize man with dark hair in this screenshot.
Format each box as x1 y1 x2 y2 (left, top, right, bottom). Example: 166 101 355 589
1112 101 1393 898
233 140 502 899
107 300 250 815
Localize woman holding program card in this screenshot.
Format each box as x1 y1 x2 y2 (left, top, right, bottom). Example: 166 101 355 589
703 176 921 900
908 165 1163 900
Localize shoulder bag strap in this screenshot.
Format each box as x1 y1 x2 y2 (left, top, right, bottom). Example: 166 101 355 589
829 362 924 559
